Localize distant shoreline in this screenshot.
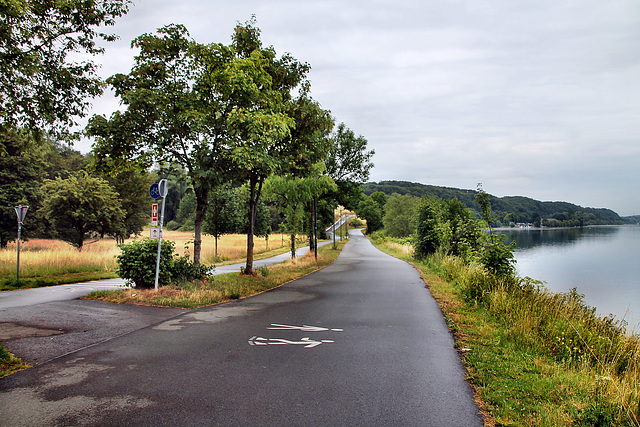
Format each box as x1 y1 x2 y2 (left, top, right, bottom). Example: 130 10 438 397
493 224 639 232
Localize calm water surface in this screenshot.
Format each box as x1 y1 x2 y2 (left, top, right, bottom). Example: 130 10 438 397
499 226 640 331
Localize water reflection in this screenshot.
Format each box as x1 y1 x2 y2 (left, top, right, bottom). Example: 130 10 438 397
498 226 620 251
496 226 639 330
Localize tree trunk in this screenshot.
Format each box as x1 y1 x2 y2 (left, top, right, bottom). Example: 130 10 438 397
290 233 296 258
244 175 263 275
193 187 209 265
215 236 218 261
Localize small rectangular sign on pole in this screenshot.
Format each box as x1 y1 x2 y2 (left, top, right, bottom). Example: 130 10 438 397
150 227 160 240
151 203 158 226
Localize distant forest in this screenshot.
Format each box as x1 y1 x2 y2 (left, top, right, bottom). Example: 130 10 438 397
362 180 631 228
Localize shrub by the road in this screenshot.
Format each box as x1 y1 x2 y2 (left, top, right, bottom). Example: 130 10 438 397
117 238 209 288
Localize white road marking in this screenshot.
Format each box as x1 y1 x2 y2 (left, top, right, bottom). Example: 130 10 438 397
248 336 334 348
267 324 343 332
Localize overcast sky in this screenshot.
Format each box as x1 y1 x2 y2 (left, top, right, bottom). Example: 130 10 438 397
78 0 640 216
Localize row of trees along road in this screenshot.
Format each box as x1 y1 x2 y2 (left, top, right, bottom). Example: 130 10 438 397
1 4 374 273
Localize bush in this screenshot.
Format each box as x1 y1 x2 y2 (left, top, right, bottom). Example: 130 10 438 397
478 233 517 277
349 218 363 228
117 238 175 288
165 220 181 231
117 239 211 288
172 254 211 282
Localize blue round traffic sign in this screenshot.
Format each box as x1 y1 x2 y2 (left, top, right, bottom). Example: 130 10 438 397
150 183 160 199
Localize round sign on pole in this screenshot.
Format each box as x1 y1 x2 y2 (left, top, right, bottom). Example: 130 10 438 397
150 183 160 199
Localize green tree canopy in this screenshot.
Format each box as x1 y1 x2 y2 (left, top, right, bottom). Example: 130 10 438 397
326 123 375 210
39 172 125 250
357 195 384 235
203 184 241 260
88 23 234 264
383 193 420 238
0 0 130 144
413 197 481 260
266 171 336 258
88 19 329 273
0 128 47 247
101 168 153 243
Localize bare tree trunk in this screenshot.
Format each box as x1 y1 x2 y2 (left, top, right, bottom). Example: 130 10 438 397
244 175 263 275
193 187 209 265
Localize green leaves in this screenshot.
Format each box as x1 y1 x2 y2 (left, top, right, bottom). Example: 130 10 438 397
0 0 131 140
39 171 125 250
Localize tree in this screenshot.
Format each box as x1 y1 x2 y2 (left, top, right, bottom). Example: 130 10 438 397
99 167 153 243
203 184 241 260
475 184 516 276
383 193 419 238
325 123 375 210
224 19 330 274
413 196 481 259
357 195 384 235
234 185 272 244
39 172 125 250
266 171 336 258
413 197 445 258
87 24 232 265
43 140 89 179
0 128 47 247
88 20 325 272
0 0 130 144
173 191 197 231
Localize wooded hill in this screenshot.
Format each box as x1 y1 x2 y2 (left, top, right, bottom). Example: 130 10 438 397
362 180 628 227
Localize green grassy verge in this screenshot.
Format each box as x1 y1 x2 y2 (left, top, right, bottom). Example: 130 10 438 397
0 271 119 291
83 241 345 309
369 235 639 427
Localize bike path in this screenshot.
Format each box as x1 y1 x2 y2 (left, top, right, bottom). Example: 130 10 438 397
0 230 483 426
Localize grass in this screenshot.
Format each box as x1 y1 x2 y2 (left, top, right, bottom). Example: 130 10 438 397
83 240 345 309
0 343 30 379
0 238 120 290
0 230 298 290
369 236 640 427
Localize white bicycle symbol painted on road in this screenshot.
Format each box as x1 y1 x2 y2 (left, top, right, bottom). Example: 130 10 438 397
248 324 343 348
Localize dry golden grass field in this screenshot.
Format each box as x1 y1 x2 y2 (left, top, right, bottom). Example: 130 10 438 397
0 230 299 288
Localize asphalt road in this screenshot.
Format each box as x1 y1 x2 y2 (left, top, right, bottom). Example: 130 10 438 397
0 230 483 426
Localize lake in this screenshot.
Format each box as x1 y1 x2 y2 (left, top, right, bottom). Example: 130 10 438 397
498 225 640 332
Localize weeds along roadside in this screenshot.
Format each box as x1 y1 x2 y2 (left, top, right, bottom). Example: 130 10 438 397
368 234 639 427
82 240 346 309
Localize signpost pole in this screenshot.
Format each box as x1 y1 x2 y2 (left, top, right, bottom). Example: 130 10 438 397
154 180 168 292
14 205 28 283
314 195 318 260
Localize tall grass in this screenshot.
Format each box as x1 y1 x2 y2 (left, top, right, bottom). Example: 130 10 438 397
0 230 302 289
374 238 640 426
0 239 119 286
